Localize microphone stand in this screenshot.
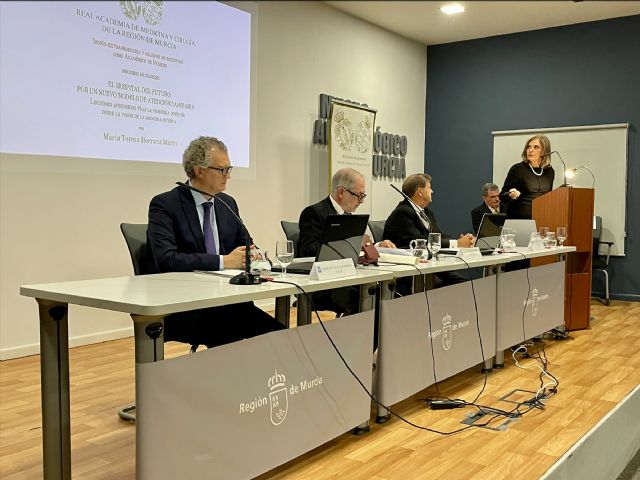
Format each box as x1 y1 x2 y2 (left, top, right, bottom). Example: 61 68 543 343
548 151 569 187
176 182 260 285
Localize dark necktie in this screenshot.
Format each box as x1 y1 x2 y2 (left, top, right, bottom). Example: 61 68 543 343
202 201 217 254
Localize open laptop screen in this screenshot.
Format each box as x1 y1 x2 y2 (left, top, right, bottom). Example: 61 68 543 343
475 213 507 250
275 214 369 274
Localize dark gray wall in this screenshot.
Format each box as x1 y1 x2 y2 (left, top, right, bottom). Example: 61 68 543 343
425 15 640 300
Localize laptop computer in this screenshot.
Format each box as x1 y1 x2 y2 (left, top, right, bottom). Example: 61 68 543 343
503 219 538 247
474 213 507 254
272 214 370 274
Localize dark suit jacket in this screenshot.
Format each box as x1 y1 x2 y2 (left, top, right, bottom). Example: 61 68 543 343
145 185 247 274
383 200 454 249
471 203 502 234
298 196 337 258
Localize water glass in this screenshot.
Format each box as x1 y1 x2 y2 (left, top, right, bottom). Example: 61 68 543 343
503 233 516 251
556 226 567 246
428 233 441 261
500 227 514 250
544 232 557 248
275 240 294 277
539 226 550 239
409 238 427 258
250 249 271 278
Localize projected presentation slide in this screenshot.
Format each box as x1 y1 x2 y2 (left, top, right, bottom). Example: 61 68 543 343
0 1 251 166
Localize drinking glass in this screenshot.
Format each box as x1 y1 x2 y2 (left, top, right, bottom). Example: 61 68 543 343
250 249 271 278
544 232 557 248
539 226 549 239
556 226 567 246
409 238 427 258
503 234 516 251
428 233 441 261
500 227 514 250
275 240 294 277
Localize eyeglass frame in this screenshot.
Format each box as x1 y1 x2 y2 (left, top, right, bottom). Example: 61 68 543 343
343 187 367 202
205 165 233 176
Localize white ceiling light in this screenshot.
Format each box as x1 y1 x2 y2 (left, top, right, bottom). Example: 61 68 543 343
440 4 465 15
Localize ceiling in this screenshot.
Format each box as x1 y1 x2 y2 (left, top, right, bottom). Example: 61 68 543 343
325 1 640 46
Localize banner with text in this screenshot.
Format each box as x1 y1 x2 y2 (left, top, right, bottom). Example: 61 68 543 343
137 311 374 480
329 101 376 213
377 277 496 407
496 261 565 350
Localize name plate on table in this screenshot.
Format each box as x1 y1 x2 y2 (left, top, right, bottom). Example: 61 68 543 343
527 239 546 252
309 259 357 281
455 247 482 260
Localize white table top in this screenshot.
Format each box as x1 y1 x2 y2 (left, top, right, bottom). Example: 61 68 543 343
363 246 576 278
20 269 394 317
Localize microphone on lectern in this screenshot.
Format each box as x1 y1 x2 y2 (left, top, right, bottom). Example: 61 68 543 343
543 151 569 187
176 181 261 285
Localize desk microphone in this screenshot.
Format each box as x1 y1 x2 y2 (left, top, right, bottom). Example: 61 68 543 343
543 151 569 187
176 181 261 285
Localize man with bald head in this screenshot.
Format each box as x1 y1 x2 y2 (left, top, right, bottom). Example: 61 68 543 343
297 167 394 315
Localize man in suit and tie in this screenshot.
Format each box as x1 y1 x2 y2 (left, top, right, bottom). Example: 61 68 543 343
146 135 284 348
298 167 394 314
471 182 502 233
384 173 473 291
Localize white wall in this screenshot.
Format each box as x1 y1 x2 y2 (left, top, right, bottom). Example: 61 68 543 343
0 1 426 359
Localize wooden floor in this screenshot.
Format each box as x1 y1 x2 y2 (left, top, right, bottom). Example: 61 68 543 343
1 300 639 479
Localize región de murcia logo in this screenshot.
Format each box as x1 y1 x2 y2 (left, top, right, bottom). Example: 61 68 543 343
268 370 288 426
524 287 549 317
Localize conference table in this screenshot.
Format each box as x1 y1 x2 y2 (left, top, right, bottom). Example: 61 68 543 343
21 246 574 479
21 268 394 480
365 246 575 421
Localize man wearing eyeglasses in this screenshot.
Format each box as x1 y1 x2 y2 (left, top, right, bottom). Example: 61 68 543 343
471 182 503 233
298 168 395 316
298 167 395 258
145 135 284 348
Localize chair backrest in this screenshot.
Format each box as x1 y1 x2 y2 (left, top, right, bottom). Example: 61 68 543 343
280 221 300 257
368 219 386 243
593 215 603 257
120 223 149 276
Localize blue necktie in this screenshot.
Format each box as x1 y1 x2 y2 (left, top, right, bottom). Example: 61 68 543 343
202 201 217 254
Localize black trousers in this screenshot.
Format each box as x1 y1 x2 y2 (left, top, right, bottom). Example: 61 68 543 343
164 302 285 348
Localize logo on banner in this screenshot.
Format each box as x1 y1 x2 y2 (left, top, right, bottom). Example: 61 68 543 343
238 369 323 425
442 313 453 350
524 287 550 317
268 370 288 426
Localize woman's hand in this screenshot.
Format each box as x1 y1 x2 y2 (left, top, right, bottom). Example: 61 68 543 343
508 188 521 200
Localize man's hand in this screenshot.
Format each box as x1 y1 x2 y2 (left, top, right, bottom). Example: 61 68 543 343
458 234 475 248
378 239 396 248
224 246 247 269
362 234 374 246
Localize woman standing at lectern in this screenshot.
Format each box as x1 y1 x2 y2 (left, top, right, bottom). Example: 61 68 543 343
500 134 555 219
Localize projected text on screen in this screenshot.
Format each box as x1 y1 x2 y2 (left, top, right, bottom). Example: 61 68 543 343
0 1 251 166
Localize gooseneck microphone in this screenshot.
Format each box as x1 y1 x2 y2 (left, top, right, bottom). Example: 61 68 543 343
543 151 569 187
176 181 261 285
389 183 432 227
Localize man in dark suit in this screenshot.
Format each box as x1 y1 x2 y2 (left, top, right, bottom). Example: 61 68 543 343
471 182 502 233
298 167 394 314
384 173 474 291
146 136 284 348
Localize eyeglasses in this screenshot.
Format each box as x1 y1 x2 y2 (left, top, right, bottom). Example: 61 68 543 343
205 165 233 176
345 188 367 202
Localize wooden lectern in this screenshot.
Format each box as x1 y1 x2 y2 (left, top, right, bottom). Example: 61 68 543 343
532 187 594 330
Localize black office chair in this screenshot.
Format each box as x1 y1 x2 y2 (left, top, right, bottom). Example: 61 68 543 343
118 223 200 421
368 220 386 244
281 221 300 257
592 216 614 306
